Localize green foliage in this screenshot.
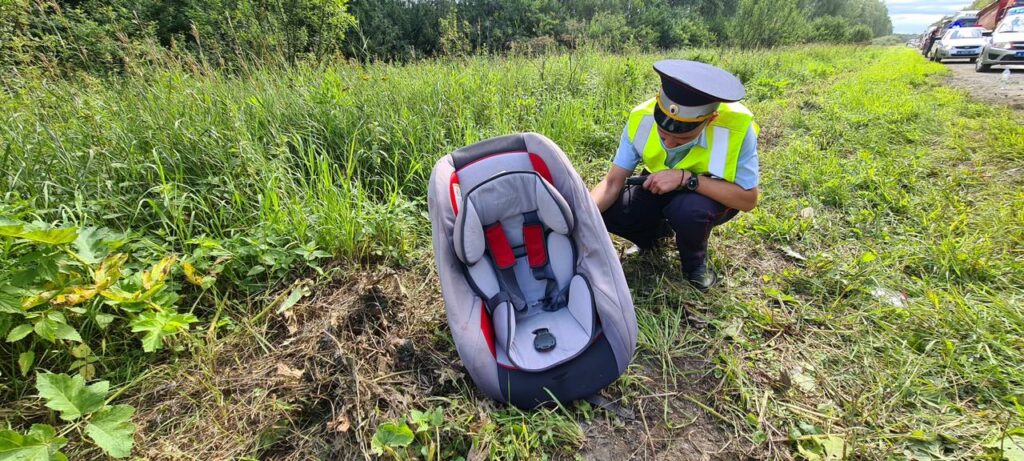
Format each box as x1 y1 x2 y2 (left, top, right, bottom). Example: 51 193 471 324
0 0 893 69
808 16 854 43
0 424 69 461
129 310 198 353
730 0 808 47
370 422 415 457
0 0 355 73
83 405 136 459
0 219 200 374
32 373 136 459
847 24 874 43
3 45 1022 460
35 373 108 421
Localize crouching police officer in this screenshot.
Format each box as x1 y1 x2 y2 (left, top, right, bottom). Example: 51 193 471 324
590 60 760 291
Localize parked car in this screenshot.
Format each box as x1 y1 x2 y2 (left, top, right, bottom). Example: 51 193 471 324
952 10 981 28
929 27 988 62
976 15 1024 71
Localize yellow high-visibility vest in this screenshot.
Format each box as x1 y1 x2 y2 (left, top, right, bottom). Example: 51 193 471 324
626 98 758 183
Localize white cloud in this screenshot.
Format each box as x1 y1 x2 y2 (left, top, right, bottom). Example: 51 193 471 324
882 0 973 33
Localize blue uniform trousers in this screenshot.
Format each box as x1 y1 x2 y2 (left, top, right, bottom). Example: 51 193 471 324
601 183 737 273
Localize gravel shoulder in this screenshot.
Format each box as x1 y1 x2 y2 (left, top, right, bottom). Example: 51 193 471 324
941 59 1024 109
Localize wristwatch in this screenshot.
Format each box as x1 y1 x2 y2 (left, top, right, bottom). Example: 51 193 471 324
685 174 700 192
678 172 699 192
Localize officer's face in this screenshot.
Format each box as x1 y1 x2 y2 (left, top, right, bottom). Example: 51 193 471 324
657 118 712 148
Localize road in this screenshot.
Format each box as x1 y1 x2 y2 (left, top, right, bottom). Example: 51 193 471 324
941 59 1024 109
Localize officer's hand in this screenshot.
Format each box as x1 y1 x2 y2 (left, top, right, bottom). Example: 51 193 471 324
643 170 688 195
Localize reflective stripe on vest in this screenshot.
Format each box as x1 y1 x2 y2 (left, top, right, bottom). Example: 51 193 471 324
626 98 758 183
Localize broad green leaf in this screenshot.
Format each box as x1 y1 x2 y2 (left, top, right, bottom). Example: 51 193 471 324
409 407 444 433
129 311 198 353
984 435 1024 461
0 424 68 461
0 218 24 237
93 313 115 329
860 251 877 263
275 286 306 314
6 324 33 343
84 405 136 459
70 344 91 359
370 422 414 455
0 286 21 314
18 351 34 376
33 314 82 343
0 222 78 245
72 227 110 265
797 434 845 461
409 409 431 432
428 407 444 427
35 373 108 421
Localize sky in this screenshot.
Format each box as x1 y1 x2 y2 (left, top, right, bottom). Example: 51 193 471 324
883 0 973 34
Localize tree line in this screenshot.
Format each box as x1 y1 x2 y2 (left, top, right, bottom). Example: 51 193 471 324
346 0 892 59
0 0 892 73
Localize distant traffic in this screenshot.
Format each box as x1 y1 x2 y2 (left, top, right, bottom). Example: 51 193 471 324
912 0 1024 72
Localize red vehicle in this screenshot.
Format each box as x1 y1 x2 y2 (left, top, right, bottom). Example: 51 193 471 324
978 0 1024 30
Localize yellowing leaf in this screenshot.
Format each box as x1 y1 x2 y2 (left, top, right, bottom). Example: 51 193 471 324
100 286 141 304
142 256 177 290
94 254 128 291
22 290 60 310
51 287 99 307
182 262 215 288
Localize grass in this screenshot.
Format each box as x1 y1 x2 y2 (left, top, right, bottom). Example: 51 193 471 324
1 45 1022 459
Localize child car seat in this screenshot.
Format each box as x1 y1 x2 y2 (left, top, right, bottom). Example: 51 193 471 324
428 132 637 409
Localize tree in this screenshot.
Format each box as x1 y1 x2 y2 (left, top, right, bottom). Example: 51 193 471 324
729 0 808 47
808 16 853 43
848 24 873 43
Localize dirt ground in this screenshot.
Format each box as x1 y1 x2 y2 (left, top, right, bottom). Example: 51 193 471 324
941 59 1024 109
124 263 758 460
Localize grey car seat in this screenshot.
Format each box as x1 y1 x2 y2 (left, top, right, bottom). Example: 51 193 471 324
428 132 637 408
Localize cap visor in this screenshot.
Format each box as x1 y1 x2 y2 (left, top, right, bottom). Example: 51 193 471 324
654 105 704 134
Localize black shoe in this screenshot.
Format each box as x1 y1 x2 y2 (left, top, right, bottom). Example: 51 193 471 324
686 266 719 292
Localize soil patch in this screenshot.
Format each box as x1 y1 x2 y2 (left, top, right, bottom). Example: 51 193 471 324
125 265 756 460
942 60 1024 109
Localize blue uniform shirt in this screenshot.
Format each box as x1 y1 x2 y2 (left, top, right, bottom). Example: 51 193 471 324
612 124 760 190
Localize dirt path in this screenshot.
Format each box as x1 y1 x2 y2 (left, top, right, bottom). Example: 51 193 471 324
942 60 1024 109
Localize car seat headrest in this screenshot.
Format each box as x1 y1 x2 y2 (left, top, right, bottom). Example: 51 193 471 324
451 134 528 170
453 172 573 266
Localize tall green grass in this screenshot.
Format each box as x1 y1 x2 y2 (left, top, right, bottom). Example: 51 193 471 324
3 46 1022 458
1 46 872 263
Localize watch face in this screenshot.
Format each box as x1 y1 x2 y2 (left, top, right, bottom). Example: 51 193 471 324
687 175 699 191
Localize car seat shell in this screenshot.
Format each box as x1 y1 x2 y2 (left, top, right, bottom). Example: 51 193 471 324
428 132 637 408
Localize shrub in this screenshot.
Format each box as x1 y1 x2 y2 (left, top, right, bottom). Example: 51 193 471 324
808 16 853 43
848 24 874 43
